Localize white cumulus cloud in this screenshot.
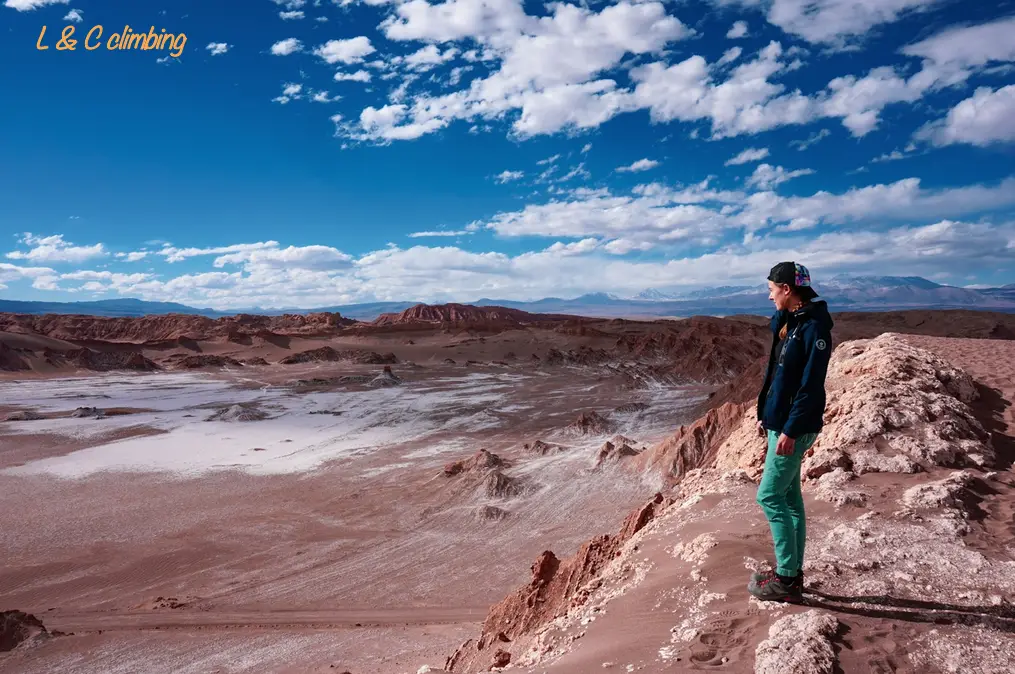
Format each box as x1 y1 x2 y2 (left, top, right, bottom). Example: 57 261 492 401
270 38 303 56
6 233 107 264
616 158 660 173
745 163 816 190
726 147 770 165
717 0 944 47
727 20 748 39
314 36 376 64
916 85 1015 148
407 230 471 238
4 0 68 11
334 70 373 82
495 170 524 183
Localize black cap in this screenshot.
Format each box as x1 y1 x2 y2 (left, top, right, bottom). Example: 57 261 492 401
768 261 819 301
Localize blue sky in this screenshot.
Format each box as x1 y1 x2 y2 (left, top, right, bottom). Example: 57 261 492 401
2 0 1014 309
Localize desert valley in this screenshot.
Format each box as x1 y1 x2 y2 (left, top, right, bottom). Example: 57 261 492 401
1 304 1014 674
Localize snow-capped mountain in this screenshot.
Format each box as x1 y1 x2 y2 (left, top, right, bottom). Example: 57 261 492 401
633 288 678 301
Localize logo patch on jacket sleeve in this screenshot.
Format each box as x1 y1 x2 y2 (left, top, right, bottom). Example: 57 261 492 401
816 339 827 350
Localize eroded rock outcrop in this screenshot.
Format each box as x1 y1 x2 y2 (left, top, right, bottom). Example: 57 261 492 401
484 470 526 498
642 401 749 484
372 303 558 328
369 365 403 387
564 411 614 436
617 317 769 385
444 493 671 672
169 354 244 369
0 342 29 371
754 610 841 674
592 440 640 470
70 406 106 419
443 449 508 477
524 440 566 455
614 401 650 414
278 347 396 365
47 347 159 372
1 611 52 652
544 346 613 367
206 404 268 422
0 311 356 343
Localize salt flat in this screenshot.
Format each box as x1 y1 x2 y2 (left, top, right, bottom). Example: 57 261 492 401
1 368 701 479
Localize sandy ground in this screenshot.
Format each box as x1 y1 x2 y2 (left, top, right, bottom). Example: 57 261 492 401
0 353 703 673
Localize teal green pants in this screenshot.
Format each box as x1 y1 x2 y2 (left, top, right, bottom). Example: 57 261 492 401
756 430 818 577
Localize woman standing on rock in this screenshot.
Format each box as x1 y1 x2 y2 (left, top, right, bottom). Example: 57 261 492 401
749 261 834 602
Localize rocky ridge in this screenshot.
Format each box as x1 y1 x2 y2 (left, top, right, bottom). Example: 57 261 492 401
371 303 561 327
1 611 55 652
0 311 355 343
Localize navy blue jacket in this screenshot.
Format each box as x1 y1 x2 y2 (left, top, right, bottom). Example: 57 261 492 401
757 300 834 439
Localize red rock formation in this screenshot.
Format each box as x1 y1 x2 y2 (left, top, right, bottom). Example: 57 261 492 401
443 449 508 476
703 356 766 410
593 440 640 469
616 317 769 385
613 402 649 414
637 401 750 484
492 649 511 668
169 355 244 369
565 411 614 436
831 310 1015 342
372 303 563 328
445 493 673 672
543 345 613 366
0 342 29 371
525 440 566 455
1 611 50 652
0 311 356 344
277 347 396 365
43 347 159 372
484 470 525 498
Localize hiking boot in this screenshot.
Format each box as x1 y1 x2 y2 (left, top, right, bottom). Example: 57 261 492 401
748 575 803 602
751 569 804 587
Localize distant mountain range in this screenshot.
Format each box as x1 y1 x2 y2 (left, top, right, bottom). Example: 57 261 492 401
2 276 1014 321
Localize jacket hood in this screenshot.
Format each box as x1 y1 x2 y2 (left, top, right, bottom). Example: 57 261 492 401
770 300 834 334
793 299 833 330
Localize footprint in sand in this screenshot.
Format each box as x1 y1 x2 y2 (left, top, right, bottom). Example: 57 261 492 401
688 614 763 667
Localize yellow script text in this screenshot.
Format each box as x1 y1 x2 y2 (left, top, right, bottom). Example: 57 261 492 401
37 25 187 58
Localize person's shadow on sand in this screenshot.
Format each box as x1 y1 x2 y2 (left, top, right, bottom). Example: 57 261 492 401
800 588 1015 633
